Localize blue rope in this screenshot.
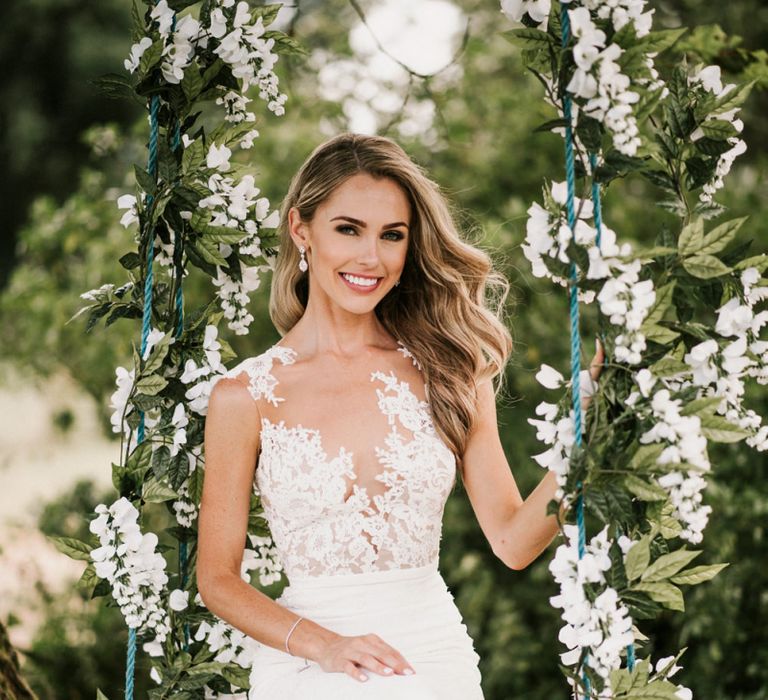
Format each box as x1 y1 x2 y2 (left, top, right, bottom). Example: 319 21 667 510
560 13 637 694
560 5 590 698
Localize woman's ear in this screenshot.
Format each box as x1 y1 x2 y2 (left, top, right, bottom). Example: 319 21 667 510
288 206 309 249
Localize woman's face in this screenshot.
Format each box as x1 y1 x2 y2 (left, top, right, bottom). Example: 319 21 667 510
289 172 411 314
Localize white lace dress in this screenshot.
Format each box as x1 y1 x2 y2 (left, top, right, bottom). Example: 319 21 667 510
225 341 483 699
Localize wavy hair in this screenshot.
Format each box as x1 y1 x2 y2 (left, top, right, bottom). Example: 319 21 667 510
269 132 513 477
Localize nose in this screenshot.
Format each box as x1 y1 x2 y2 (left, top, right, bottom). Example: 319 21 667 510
355 234 380 267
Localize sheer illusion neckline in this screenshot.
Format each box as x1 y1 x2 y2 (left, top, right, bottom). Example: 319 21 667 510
257 338 433 507
230 338 456 575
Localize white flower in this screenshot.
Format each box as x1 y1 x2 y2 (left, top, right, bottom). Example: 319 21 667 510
169 588 189 611
536 363 565 389
124 37 153 73
501 0 552 28
117 194 139 228
207 143 232 172
150 0 175 38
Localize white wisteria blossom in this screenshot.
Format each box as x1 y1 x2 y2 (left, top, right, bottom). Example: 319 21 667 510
634 388 712 543
499 0 556 29
566 7 642 156
549 524 635 690
89 498 172 643
689 64 748 203
117 193 139 228
241 534 284 587
125 37 153 73
596 258 656 365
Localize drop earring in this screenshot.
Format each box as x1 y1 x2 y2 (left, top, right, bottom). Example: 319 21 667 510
298 245 308 272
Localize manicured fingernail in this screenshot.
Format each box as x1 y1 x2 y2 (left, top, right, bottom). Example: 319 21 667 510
404 668 415 675
359 674 368 681
383 666 393 674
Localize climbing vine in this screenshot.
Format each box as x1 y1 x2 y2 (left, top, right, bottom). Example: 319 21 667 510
52 1 303 697
501 1 766 698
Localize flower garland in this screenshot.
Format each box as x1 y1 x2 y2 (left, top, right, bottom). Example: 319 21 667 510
503 0 766 697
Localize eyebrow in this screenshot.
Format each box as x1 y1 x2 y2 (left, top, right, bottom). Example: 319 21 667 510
330 215 409 231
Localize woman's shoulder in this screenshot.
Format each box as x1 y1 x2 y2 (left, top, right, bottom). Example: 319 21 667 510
219 342 298 407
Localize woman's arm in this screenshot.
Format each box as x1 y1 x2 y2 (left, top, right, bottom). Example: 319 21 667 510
462 343 604 570
197 376 415 681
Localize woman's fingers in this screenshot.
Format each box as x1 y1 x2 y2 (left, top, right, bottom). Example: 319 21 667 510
344 660 368 683
368 639 415 675
355 651 397 677
589 336 605 382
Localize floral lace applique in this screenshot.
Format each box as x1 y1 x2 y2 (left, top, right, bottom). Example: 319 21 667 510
231 342 456 578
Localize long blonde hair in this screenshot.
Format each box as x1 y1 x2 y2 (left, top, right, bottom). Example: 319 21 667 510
269 132 513 477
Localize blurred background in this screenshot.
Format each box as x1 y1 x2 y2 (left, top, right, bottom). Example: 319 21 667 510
0 0 766 698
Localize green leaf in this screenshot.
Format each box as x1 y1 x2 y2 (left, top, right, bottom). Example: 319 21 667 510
76 563 100 596
644 281 675 326
700 414 750 442
694 137 735 157
143 333 172 375
641 549 701 582
181 138 205 175
682 254 732 279
91 73 135 101
135 374 168 396
254 3 284 27
625 475 668 502
621 590 662 620
49 536 93 562
138 38 164 74
680 396 722 417
221 664 252 689
630 443 665 470
630 582 685 611
734 255 768 272
649 356 688 378
631 246 678 259
502 27 555 48
624 679 686 698
625 536 651 582
134 164 157 194
181 61 204 101
143 478 180 503
670 562 729 585
643 324 680 345
192 237 229 266
638 27 686 54
187 661 227 676
127 440 154 477
96 689 110 700
711 80 755 116
678 218 704 256
698 119 740 140
697 216 747 255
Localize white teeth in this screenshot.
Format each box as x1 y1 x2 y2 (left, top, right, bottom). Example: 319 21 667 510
342 273 378 287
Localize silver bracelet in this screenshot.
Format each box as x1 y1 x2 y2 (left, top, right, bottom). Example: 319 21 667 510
284 616 306 656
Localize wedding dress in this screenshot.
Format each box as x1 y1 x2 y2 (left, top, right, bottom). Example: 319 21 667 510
225 340 484 699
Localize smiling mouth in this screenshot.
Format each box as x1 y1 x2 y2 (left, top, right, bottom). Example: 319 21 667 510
339 272 383 291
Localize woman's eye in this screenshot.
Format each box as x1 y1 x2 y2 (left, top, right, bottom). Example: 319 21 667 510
336 225 404 241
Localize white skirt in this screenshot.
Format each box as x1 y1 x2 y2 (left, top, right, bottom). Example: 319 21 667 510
247 562 484 699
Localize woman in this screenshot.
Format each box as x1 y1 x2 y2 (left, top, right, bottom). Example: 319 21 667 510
197 132 603 698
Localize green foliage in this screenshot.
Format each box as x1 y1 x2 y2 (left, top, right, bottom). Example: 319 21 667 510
2 0 768 698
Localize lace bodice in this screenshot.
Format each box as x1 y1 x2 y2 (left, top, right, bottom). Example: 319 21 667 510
225 341 457 579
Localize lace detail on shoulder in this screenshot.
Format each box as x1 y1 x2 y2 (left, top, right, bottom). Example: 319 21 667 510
225 345 297 407
254 349 456 578
396 340 422 370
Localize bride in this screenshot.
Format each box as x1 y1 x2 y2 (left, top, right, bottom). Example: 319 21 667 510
197 132 603 698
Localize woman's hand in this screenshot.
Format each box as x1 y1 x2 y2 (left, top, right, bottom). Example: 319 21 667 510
316 632 416 682
581 336 605 412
